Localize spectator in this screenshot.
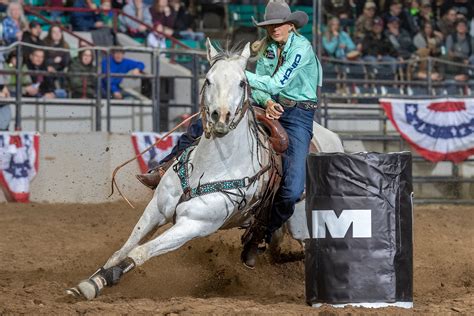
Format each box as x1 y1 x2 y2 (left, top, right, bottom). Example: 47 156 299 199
322 17 359 60
2 51 32 96
418 0 436 28
383 0 413 34
361 17 399 73
323 0 355 30
413 22 444 81
2 2 28 45
414 21 444 56
120 0 152 37
355 1 377 41
444 18 474 80
101 48 145 99
111 0 126 10
68 49 97 98
446 19 473 61
441 0 472 20
43 25 71 73
43 25 70 93
150 0 176 36
0 0 8 15
404 0 422 35
71 0 105 32
25 49 56 98
46 0 65 22
169 0 204 41
22 21 44 61
385 16 416 60
0 57 10 131
147 21 168 48
438 8 458 38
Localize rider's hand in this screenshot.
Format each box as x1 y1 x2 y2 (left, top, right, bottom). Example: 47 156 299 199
265 100 284 120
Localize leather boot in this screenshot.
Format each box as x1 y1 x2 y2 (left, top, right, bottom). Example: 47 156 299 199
136 159 174 189
240 241 260 269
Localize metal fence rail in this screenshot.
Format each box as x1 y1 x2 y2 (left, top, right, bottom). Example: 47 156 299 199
1 43 472 203
0 42 206 132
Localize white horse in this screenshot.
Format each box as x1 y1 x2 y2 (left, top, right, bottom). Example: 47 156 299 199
68 40 344 300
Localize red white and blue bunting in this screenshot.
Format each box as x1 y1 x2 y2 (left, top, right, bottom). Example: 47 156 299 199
380 98 474 162
0 133 40 202
131 132 181 173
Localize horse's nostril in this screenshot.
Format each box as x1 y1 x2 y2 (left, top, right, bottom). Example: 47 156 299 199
226 112 231 123
211 110 219 123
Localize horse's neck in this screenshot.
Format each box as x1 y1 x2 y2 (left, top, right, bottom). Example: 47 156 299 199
193 113 257 172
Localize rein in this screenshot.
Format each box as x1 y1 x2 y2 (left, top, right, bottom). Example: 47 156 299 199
108 112 199 208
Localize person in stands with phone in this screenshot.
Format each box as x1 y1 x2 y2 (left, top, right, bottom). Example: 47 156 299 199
25 49 56 98
322 16 359 60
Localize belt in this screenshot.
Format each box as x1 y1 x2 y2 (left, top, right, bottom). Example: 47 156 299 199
277 95 318 110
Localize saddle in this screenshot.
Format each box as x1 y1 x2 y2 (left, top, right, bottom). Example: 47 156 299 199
253 107 288 154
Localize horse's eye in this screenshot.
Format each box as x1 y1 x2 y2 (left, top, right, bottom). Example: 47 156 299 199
205 78 211 86
239 80 246 88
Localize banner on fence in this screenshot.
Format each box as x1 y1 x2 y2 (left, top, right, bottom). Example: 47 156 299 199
380 98 474 162
131 132 181 173
0 133 40 202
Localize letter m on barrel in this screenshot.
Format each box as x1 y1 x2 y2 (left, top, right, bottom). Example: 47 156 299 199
312 210 372 238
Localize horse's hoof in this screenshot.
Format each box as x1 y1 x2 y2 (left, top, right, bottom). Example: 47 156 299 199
65 286 81 298
67 275 106 300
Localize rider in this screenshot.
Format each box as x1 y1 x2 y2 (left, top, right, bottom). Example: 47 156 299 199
136 1 322 268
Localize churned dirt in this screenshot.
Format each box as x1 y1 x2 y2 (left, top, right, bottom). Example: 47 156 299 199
0 202 472 315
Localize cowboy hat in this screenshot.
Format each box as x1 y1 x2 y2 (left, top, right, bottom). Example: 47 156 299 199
252 1 309 29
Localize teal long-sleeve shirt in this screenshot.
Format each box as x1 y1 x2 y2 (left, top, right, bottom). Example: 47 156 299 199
322 31 356 59
246 32 323 107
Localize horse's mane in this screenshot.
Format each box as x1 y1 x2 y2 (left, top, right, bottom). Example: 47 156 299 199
210 42 247 65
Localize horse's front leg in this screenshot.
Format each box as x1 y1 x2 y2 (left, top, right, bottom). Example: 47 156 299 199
104 174 181 269
103 193 167 269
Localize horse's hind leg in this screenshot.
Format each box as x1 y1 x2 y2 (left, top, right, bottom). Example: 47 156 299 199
103 193 168 269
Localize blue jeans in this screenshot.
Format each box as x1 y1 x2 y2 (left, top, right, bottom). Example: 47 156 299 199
267 106 314 234
160 118 203 164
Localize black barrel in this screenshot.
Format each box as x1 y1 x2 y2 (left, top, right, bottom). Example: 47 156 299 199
305 152 413 308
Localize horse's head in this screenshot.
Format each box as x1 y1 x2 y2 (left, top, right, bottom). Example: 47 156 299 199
202 39 251 138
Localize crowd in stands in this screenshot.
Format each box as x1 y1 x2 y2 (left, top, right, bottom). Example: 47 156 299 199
0 0 473 105
0 0 203 101
322 0 474 82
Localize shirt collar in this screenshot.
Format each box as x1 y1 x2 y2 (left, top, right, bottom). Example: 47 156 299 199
270 32 296 53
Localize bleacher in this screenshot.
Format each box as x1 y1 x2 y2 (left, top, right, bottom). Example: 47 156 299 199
6 2 474 101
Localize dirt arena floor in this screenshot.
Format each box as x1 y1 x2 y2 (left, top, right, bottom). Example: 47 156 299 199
0 202 472 315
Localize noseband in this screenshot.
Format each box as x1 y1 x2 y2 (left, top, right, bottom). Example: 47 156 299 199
200 71 251 139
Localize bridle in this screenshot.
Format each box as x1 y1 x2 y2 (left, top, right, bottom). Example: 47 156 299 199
200 62 252 139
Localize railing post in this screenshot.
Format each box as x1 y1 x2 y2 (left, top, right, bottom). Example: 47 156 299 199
152 50 161 132
95 49 102 131
191 53 200 114
427 57 432 95
106 49 111 132
323 94 328 128
113 10 118 34
15 44 22 131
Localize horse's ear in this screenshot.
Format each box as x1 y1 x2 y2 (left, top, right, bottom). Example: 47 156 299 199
241 42 251 60
206 38 218 63
238 42 251 68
